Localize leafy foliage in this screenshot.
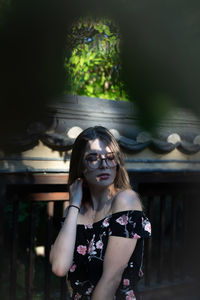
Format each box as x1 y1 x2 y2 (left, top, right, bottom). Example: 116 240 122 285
64 18 129 101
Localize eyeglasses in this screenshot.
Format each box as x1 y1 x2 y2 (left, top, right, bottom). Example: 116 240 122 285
85 152 118 170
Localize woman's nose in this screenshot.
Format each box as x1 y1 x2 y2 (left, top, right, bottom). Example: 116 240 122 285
99 158 108 168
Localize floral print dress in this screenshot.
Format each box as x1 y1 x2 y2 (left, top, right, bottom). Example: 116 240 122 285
63 210 151 300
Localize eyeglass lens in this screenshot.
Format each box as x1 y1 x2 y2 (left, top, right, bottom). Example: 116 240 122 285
85 153 117 169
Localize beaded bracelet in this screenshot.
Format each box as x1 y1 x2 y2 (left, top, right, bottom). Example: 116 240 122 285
68 204 80 212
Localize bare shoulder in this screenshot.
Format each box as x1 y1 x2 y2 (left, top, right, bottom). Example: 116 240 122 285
111 189 142 213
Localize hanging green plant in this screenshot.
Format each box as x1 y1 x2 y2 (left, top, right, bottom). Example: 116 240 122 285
64 17 129 101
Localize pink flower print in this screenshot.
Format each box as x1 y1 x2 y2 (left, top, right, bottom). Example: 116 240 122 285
77 245 87 255
103 217 109 227
123 278 130 286
96 240 103 249
139 268 144 277
144 222 151 234
126 296 136 300
86 286 94 295
88 235 97 255
69 264 76 272
74 292 82 300
85 224 93 229
116 215 129 225
88 242 93 254
126 290 136 300
133 233 141 239
126 290 134 296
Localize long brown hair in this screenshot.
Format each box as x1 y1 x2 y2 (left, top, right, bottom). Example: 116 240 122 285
68 126 131 206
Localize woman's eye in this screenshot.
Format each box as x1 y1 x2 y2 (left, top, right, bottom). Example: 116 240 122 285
107 154 115 160
87 156 98 162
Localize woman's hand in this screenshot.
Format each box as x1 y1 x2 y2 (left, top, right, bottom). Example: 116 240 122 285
69 178 83 207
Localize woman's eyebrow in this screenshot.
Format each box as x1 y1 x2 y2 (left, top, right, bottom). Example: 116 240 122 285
86 151 113 155
86 152 98 156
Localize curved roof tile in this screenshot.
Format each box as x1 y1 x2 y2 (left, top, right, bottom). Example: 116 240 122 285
177 141 200 154
1 96 200 155
2 130 200 155
149 139 178 153
118 136 150 151
41 133 74 150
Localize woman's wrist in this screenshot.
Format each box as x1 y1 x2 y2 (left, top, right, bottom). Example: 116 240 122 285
68 204 80 212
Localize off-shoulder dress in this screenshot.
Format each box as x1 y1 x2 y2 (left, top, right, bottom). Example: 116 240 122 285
63 210 151 300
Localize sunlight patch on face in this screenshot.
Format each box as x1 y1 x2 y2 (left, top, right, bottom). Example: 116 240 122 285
85 138 112 155
82 138 117 187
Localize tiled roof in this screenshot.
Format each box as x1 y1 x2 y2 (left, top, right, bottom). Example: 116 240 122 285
1 95 200 154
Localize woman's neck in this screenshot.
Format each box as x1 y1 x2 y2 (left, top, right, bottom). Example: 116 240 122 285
89 185 115 211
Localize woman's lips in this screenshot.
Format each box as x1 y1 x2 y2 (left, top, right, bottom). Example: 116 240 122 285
98 173 110 180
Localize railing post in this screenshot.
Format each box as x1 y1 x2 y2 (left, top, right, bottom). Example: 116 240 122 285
157 194 166 284
60 276 67 300
181 194 189 280
169 195 176 282
26 201 36 300
10 194 19 300
63 201 69 216
44 201 54 300
144 195 153 287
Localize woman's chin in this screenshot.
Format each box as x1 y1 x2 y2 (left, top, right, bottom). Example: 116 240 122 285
87 179 114 189
96 178 114 188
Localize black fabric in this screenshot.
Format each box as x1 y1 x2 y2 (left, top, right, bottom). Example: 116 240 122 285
64 210 151 300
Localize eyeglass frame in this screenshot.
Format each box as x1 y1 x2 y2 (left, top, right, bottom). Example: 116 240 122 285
84 152 118 170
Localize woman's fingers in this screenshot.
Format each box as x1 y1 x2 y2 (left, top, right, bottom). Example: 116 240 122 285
69 178 83 206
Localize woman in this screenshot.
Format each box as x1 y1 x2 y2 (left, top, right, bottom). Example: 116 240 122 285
50 126 151 300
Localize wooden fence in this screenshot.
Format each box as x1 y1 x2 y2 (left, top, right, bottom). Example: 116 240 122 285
1 172 200 300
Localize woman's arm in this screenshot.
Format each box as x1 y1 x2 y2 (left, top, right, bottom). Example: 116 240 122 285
91 236 137 300
50 179 82 277
91 189 142 300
